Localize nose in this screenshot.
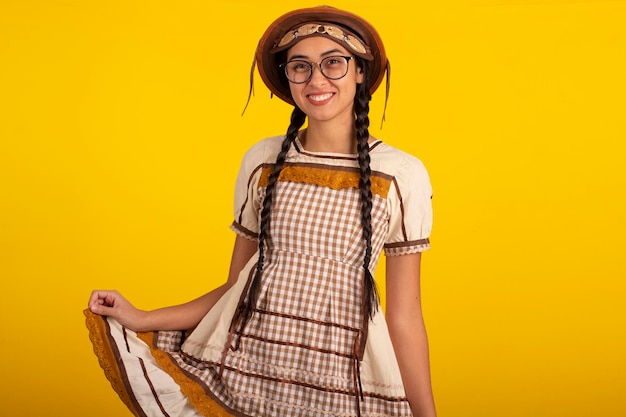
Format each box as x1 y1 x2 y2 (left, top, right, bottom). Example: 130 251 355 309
309 63 328 84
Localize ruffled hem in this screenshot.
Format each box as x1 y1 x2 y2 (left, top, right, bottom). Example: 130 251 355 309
136 332 235 417
84 309 143 417
84 309 235 417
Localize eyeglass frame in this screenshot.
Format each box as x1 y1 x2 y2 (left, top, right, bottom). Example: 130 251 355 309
279 55 354 84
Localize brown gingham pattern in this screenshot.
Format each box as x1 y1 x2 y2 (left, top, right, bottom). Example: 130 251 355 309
154 174 413 416
230 179 400 415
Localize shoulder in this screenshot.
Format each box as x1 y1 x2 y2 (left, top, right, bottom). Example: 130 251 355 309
370 141 430 183
239 135 285 171
242 135 285 161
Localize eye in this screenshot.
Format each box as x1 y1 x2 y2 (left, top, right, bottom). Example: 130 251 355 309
323 57 345 67
288 60 311 73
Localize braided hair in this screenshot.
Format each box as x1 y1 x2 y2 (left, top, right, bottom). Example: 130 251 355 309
353 59 380 320
238 57 379 331
238 106 307 328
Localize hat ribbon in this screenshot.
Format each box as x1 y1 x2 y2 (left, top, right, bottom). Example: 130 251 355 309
275 23 370 57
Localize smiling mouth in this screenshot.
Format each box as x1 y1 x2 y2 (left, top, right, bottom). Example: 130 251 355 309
308 93 334 102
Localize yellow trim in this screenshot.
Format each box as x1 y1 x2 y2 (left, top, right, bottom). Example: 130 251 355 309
259 165 391 198
136 332 236 417
83 309 143 417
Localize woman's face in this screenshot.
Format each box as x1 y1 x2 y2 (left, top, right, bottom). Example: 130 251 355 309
285 36 363 124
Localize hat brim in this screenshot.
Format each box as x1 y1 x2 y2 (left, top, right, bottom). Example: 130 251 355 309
256 6 387 106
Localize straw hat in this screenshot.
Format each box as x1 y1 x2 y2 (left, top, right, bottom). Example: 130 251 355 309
255 6 388 105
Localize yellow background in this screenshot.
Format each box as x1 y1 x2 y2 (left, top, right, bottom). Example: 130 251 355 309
1 0 625 416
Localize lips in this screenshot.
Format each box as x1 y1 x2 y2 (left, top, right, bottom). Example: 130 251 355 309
307 92 334 103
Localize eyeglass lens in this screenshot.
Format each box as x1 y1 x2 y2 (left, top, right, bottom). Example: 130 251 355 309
283 56 351 84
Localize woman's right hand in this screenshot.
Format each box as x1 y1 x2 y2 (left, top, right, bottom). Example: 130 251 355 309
88 290 147 331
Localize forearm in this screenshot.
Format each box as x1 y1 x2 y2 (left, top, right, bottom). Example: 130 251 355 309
134 235 258 332
388 312 436 417
133 283 233 332
385 252 436 417
90 235 258 333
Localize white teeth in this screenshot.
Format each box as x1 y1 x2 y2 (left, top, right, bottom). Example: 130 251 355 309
309 93 333 102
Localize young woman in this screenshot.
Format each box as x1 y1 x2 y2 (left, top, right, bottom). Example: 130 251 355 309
86 6 436 417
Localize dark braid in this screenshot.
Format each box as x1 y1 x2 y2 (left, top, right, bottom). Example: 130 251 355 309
354 60 379 320
239 106 307 329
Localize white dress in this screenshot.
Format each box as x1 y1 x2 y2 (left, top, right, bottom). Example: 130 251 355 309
85 135 433 417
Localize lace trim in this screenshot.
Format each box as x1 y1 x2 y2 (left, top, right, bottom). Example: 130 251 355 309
383 239 430 256
136 332 235 417
83 309 142 417
229 222 258 241
259 165 391 198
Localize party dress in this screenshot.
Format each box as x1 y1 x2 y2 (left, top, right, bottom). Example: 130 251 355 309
85 135 433 417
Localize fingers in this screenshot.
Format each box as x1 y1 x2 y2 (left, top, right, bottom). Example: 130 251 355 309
88 290 122 313
87 290 144 330
88 290 108 308
89 300 110 315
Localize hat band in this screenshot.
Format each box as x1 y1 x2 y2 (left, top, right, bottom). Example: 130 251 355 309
273 23 372 58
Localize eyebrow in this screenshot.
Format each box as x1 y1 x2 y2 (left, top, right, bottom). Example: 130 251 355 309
288 48 345 60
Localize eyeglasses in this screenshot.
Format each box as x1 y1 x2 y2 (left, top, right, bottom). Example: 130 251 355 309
280 55 354 84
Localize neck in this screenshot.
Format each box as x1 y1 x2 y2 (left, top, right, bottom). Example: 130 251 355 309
301 120 362 154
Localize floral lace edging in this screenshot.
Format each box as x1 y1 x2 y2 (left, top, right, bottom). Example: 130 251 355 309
83 309 142 417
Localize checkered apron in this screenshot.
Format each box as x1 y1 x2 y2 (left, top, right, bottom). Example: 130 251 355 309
158 168 412 416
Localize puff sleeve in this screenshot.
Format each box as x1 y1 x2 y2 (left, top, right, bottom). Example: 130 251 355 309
230 145 265 241
383 155 433 256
